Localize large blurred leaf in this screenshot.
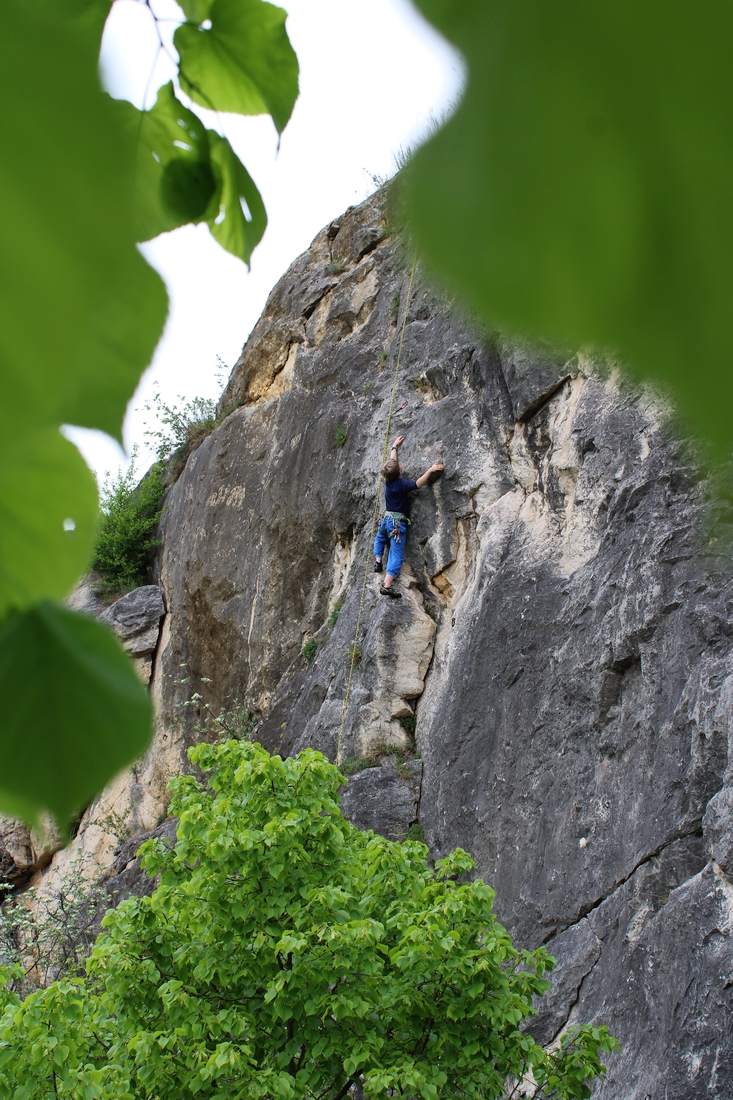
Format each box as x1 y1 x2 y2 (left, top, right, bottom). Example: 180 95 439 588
175 0 299 133
0 0 168 443
406 0 733 452
177 0 215 22
207 131 267 264
46 0 114 41
0 603 152 829
0 431 98 619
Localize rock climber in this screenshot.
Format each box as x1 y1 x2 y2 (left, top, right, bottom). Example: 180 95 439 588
373 435 444 599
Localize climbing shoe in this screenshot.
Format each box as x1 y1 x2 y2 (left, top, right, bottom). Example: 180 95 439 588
374 559 383 573
380 585 402 599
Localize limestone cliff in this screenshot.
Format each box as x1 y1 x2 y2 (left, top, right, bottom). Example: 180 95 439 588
15 192 733 1097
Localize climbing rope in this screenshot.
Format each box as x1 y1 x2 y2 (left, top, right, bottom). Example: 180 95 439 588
335 255 418 765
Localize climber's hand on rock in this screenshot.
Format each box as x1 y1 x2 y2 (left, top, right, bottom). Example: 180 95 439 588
392 436 405 449
416 462 444 488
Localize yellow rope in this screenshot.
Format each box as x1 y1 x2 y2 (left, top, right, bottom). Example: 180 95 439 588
335 255 418 765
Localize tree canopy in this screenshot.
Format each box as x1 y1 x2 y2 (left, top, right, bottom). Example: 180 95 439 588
0 742 617 1099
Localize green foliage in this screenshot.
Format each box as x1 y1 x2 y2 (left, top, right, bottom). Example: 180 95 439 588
174 674 258 743
406 0 733 453
0 742 617 1098
0 0 299 826
302 638 318 662
362 381 373 394
406 823 426 844
398 713 416 736
115 82 267 266
327 598 344 627
0 855 109 998
379 350 388 370
0 3 167 450
338 755 378 777
0 972 134 1100
0 603 151 828
390 291 401 317
341 741 416 777
143 388 222 468
346 642 362 664
327 259 347 275
93 458 166 592
334 424 348 448
175 0 299 133
0 429 98 621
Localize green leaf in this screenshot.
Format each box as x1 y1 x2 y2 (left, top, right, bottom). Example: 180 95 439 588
406 0 733 453
0 429 98 618
177 0 215 23
0 603 152 828
206 131 267 264
117 84 267 264
115 83 217 242
0 1 168 442
47 0 114 42
174 0 299 133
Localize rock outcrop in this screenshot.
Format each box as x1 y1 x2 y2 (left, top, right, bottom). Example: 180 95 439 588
16 192 733 1096
100 584 166 683
0 816 60 886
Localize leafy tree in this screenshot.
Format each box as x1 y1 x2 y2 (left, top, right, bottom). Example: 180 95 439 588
0 0 299 829
404 0 733 454
0 742 617 1099
93 458 167 592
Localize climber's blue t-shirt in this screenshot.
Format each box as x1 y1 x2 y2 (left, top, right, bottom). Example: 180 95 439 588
385 477 418 516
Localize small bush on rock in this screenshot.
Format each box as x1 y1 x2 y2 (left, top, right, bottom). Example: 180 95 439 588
144 387 220 467
92 457 166 593
327 598 344 627
334 424 347 448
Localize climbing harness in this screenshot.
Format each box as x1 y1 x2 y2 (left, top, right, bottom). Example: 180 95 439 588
335 256 418 766
383 510 410 544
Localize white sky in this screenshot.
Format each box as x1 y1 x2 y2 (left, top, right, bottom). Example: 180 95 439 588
67 0 463 481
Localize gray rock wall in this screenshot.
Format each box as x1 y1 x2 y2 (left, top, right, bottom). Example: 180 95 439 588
144 193 733 1095
25 193 733 1095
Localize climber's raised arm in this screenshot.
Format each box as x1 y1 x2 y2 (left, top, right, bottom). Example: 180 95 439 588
415 462 445 489
389 435 405 461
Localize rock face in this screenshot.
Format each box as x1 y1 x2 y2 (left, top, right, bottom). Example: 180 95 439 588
0 583 169 891
100 584 166 683
340 760 422 841
0 816 60 886
26 193 733 1095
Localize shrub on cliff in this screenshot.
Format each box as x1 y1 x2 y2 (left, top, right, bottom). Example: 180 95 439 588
92 458 166 592
143 388 222 472
0 741 617 1100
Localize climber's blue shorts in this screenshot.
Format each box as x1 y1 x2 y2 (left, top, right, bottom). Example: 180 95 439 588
374 515 407 577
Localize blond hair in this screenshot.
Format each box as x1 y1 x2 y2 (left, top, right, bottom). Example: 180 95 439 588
381 458 400 482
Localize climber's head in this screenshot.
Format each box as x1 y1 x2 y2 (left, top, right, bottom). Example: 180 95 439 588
381 458 401 482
